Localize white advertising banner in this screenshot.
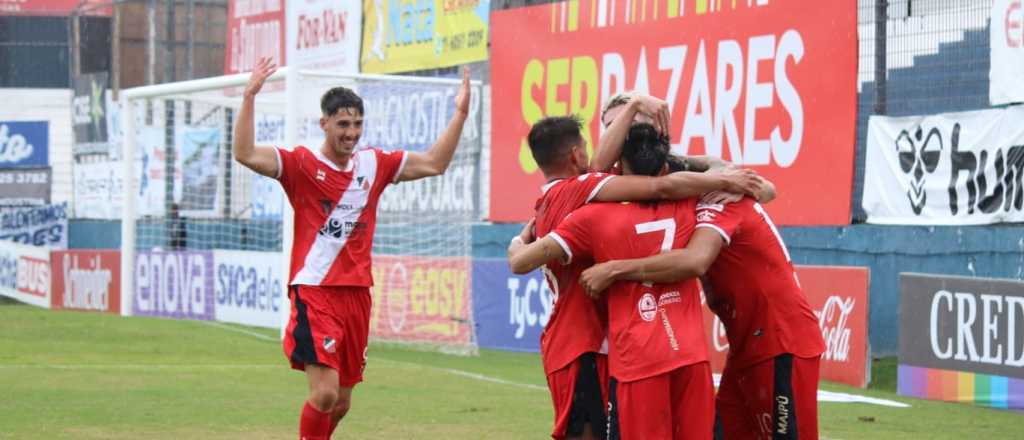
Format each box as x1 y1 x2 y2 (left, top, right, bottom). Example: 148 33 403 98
286 0 361 71
73 161 121 219
990 0 1024 105
0 241 52 308
864 106 1024 225
213 250 285 329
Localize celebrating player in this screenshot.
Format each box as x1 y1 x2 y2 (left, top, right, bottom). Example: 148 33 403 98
578 133 826 440
514 113 761 440
510 124 719 440
231 57 473 440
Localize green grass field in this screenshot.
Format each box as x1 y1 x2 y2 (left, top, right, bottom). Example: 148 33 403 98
0 303 1020 439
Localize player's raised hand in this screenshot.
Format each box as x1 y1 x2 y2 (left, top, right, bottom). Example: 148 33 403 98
580 262 616 298
519 217 536 244
715 167 761 198
634 95 671 136
454 66 471 116
244 57 277 98
701 190 744 205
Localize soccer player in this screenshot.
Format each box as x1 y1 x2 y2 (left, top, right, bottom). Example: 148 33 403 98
510 124 717 440
578 142 826 440
231 57 473 440
517 113 761 440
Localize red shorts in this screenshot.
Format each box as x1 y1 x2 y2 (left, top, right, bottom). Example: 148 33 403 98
282 285 371 387
608 362 714 440
716 354 820 440
546 352 609 439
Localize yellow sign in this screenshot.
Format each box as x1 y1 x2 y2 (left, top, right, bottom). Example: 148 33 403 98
361 0 490 73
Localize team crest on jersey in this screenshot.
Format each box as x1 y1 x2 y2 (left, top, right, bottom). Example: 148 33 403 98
638 293 657 321
320 199 333 215
323 337 336 354
357 175 369 191
696 210 717 223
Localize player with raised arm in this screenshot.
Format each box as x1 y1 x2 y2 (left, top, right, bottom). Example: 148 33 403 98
577 137 825 440
232 57 473 440
515 115 761 440
510 125 718 440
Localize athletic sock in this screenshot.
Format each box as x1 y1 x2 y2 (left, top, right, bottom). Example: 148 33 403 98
299 400 332 440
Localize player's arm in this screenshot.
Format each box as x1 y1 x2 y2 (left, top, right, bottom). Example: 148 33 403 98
397 67 471 182
508 234 568 274
591 95 670 172
682 155 730 172
232 57 280 178
579 228 724 295
593 168 761 202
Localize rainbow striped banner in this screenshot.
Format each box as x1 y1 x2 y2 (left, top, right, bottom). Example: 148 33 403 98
898 364 1024 410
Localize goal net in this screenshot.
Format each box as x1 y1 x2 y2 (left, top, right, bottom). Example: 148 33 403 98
120 68 482 355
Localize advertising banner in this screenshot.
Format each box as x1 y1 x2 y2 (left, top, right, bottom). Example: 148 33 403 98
73 161 121 219
0 241 51 308
369 255 473 346
286 0 360 71
226 0 285 75
899 273 1024 409
360 0 490 74
213 250 285 329
990 0 1024 105
358 80 484 219
471 258 553 352
72 72 109 157
0 121 48 168
175 127 222 214
490 0 858 224
133 250 215 320
0 202 67 248
703 265 871 388
0 0 110 16
864 106 1024 225
0 168 51 206
137 126 172 217
50 250 120 314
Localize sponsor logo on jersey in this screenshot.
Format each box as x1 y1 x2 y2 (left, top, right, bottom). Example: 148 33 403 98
316 169 326 181
638 293 657 321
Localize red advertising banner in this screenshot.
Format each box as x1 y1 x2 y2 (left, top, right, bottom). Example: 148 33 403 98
703 265 871 388
369 255 473 347
490 1 857 225
0 0 110 16
50 250 121 314
225 0 285 75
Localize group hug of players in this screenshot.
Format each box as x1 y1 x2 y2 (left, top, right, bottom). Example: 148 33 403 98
506 92 826 440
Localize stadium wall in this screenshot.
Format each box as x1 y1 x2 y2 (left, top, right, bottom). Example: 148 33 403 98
471 222 1024 356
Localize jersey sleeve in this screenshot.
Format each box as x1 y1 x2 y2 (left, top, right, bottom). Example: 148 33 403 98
274 147 300 196
576 172 617 204
549 209 594 265
695 200 745 245
374 148 408 185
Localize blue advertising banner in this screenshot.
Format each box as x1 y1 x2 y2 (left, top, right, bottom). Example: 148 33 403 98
133 250 215 321
0 121 48 168
471 258 553 353
0 202 67 248
357 81 464 153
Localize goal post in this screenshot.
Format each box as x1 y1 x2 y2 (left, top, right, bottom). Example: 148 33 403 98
118 68 483 355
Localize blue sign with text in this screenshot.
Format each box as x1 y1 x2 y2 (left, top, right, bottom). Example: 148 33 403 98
0 121 48 168
472 258 553 353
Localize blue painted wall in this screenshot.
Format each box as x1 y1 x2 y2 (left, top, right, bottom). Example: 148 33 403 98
472 222 1024 356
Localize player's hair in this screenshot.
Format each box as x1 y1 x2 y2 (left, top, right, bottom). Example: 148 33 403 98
527 116 584 171
321 86 364 117
622 123 671 177
600 91 636 125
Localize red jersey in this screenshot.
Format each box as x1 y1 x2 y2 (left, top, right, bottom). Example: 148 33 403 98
274 146 407 287
696 198 825 370
551 199 709 382
533 173 617 375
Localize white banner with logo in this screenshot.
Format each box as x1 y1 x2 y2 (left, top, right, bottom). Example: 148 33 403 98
991 0 1024 105
213 250 286 329
864 106 1024 225
73 161 122 219
286 0 361 71
0 241 52 308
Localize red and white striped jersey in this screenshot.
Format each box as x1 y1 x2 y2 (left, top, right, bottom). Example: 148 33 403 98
274 146 407 287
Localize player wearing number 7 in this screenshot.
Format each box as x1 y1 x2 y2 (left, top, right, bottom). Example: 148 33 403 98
578 145 826 440
510 124 717 440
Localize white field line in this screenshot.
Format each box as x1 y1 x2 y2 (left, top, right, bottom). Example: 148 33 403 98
200 320 279 341
373 357 547 392
0 364 278 370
